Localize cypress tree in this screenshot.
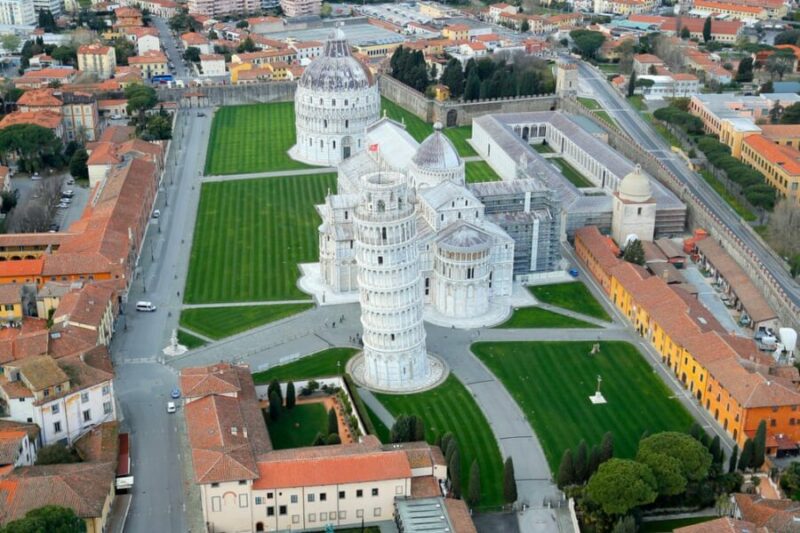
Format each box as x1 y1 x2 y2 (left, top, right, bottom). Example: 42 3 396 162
449 450 461 498
328 407 338 436
326 433 341 445
627 70 637 98
588 444 602 479
689 422 703 442
729 444 739 473
702 16 712 43
465 69 481 101
709 435 722 467
574 440 589 484
557 449 575 489
441 432 454 456
445 438 459 465
600 431 614 463
412 415 425 442
268 390 281 421
267 379 282 405
391 415 410 443
739 439 754 471
285 382 296 409
312 432 326 446
503 457 517 504
753 420 767 469
467 459 481 507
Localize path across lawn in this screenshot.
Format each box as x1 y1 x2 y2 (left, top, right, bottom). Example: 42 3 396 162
529 282 611 321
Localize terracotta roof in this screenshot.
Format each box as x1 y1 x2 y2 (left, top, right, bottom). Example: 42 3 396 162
86 142 120 166
0 233 66 249
181 32 209 45
200 54 224 61
629 14 743 35
694 0 765 13
15 355 67 391
410 476 441 498
52 284 112 330
0 111 62 131
73 421 118 464
180 363 242 398
98 125 135 143
128 51 167 64
743 134 800 176
79 43 112 55
0 285 20 305
0 430 27 465
0 376 32 399
444 499 478 533
674 517 756 533
0 259 43 278
758 124 800 140
634 53 663 64
0 462 115 522
16 89 61 108
734 493 800 530
19 68 75 80
575 226 620 276
0 420 38 442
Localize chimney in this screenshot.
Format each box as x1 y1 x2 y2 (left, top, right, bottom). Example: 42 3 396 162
243 427 248 438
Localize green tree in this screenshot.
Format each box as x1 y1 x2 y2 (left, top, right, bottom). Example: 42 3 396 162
0 124 63 173
601 432 614 463
69 147 88 180
779 461 800 500
236 37 256 53
35 443 79 465
588 445 602 479
391 415 411 443
0 34 21 55
37 10 57 33
268 390 281 421
208 29 218 40
124 83 157 125
328 407 338 435
739 438 754 471
680 26 690 40
50 45 77 65
729 444 739 473
325 433 341 445
753 420 767 469
441 432 454 458
143 114 172 141
183 46 201 63
780 102 800 124
638 432 713 482
464 68 481 101
267 379 282 405
312 432 326 446
520 19 530 32
611 515 636 533
113 37 135 66
627 70 637 98
586 459 657 515
467 459 480 507
285 382 295 409
703 17 712 43
557 448 575 488
449 449 461 498
570 30 606 60
0 505 85 533
637 449 687 496
0 191 17 214
623 239 645 266
440 58 465 98
574 440 589 484
236 19 249 28
736 57 754 82
766 51 795 80
411 415 425 442
504 457 517 504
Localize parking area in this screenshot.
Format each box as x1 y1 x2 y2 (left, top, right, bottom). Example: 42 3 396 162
9 174 88 233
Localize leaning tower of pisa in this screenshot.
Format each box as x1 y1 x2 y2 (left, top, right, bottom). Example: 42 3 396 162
353 171 434 391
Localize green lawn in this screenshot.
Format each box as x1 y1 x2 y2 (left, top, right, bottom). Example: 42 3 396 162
640 516 716 532
529 282 611 321
472 341 695 473
180 304 312 340
381 97 432 142
577 97 601 110
184 173 336 303
363 402 391 443
498 307 597 329
375 375 504 508
465 161 501 183
177 330 206 349
597 63 620 74
550 158 595 188
700 170 757 222
532 143 555 153
204 103 315 175
627 95 647 112
578 98 616 128
443 126 477 156
265 402 328 449
252 348 358 384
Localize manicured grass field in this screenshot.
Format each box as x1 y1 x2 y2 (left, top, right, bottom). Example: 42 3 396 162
498 306 597 329
640 517 715 532
375 375 504 508
550 158 594 188
184 173 336 303
472 341 695 472
179 304 312 340
465 161 501 183
443 126 477 156
252 348 358 384
363 403 391 443
265 402 328 449
204 103 315 175
529 282 611 321
177 330 206 349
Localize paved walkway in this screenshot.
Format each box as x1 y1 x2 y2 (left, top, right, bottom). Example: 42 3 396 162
357 388 396 428
536 302 615 328
201 166 336 182
177 326 215 343
182 299 313 309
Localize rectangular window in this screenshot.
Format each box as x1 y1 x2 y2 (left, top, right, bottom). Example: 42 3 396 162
279 506 287 516
356 509 364 518
267 492 274 499
255 497 264 505
308 513 316 523
356 489 363 498
320 512 327 521
52 404 60 414
102 385 110 396
83 410 91 422
339 490 345 499
267 506 275 516
339 511 346 519
211 496 221 512
290 495 298 504
239 494 248 508
371 488 379 497
81 392 89 403
103 402 112 414
292 515 299 524
308 494 315 502
53 421 61 433
374 507 381 517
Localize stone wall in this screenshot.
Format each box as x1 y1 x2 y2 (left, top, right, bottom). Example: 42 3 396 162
157 81 296 107
561 97 800 330
378 76 432 121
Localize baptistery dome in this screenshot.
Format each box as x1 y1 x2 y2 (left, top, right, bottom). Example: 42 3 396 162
290 28 381 166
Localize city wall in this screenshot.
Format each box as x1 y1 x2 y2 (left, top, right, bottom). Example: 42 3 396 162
560 97 800 330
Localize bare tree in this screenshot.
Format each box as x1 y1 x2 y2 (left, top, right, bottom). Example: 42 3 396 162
5 177 62 233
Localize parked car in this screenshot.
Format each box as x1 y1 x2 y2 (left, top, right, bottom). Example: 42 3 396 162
31 172 41 180
197 112 205 117
49 223 59 232
57 202 68 209
62 190 74 198
166 402 176 414
111 114 122 120
170 388 181 399
135 301 157 312
66 178 75 185
152 209 160 219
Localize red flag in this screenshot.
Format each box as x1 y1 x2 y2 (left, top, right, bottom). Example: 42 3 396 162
369 143 379 152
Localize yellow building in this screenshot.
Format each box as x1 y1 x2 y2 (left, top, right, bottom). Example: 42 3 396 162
693 0 768 20
0 285 22 323
353 41 401 58
741 134 800 204
419 1 450 18
78 43 117 80
442 24 470 41
433 84 450 101
128 51 168 79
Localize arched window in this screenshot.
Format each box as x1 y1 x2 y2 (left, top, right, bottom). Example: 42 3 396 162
324 119 328 128
345 119 349 128
377 200 385 212
332 99 336 106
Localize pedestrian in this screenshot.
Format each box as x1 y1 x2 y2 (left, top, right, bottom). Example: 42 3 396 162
332 322 336 329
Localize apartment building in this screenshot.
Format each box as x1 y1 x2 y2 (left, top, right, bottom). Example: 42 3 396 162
279 0 320 17
740 135 800 204
0 0 35 26
127 50 168 79
78 43 117 80
692 0 768 20
187 0 259 17
628 15 743 43
15 88 100 142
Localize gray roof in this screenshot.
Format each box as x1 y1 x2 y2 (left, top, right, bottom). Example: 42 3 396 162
367 117 419 170
436 221 491 252
418 180 480 210
299 28 374 91
412 124 461 171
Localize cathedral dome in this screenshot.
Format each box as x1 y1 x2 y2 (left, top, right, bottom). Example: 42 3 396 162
298 28 374 92
618 165 652 202
412 122 461 171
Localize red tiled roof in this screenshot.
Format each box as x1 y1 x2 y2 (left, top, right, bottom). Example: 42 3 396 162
16 89 61 108
0 259 44 278
0 111 62 131
180 363 241 398
743 134 800 176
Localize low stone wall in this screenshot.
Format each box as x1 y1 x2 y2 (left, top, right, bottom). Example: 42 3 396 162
157 81 297 107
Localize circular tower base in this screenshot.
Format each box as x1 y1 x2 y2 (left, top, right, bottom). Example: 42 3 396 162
346 352 448 394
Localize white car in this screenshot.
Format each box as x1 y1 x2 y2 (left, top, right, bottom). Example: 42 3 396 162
167 401 176 414
57 202 68 209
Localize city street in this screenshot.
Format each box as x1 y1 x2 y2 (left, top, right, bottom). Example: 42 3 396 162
576 61 800 315
152 17 191 81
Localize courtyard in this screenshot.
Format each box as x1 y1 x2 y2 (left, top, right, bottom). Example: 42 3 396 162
265 401 329 450
184 173 336 304
471 341 695 472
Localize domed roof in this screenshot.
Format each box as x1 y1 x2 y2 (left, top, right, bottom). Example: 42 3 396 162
618 165 652 202
438 223 491 253
298 28 374 92
412 122 461 171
